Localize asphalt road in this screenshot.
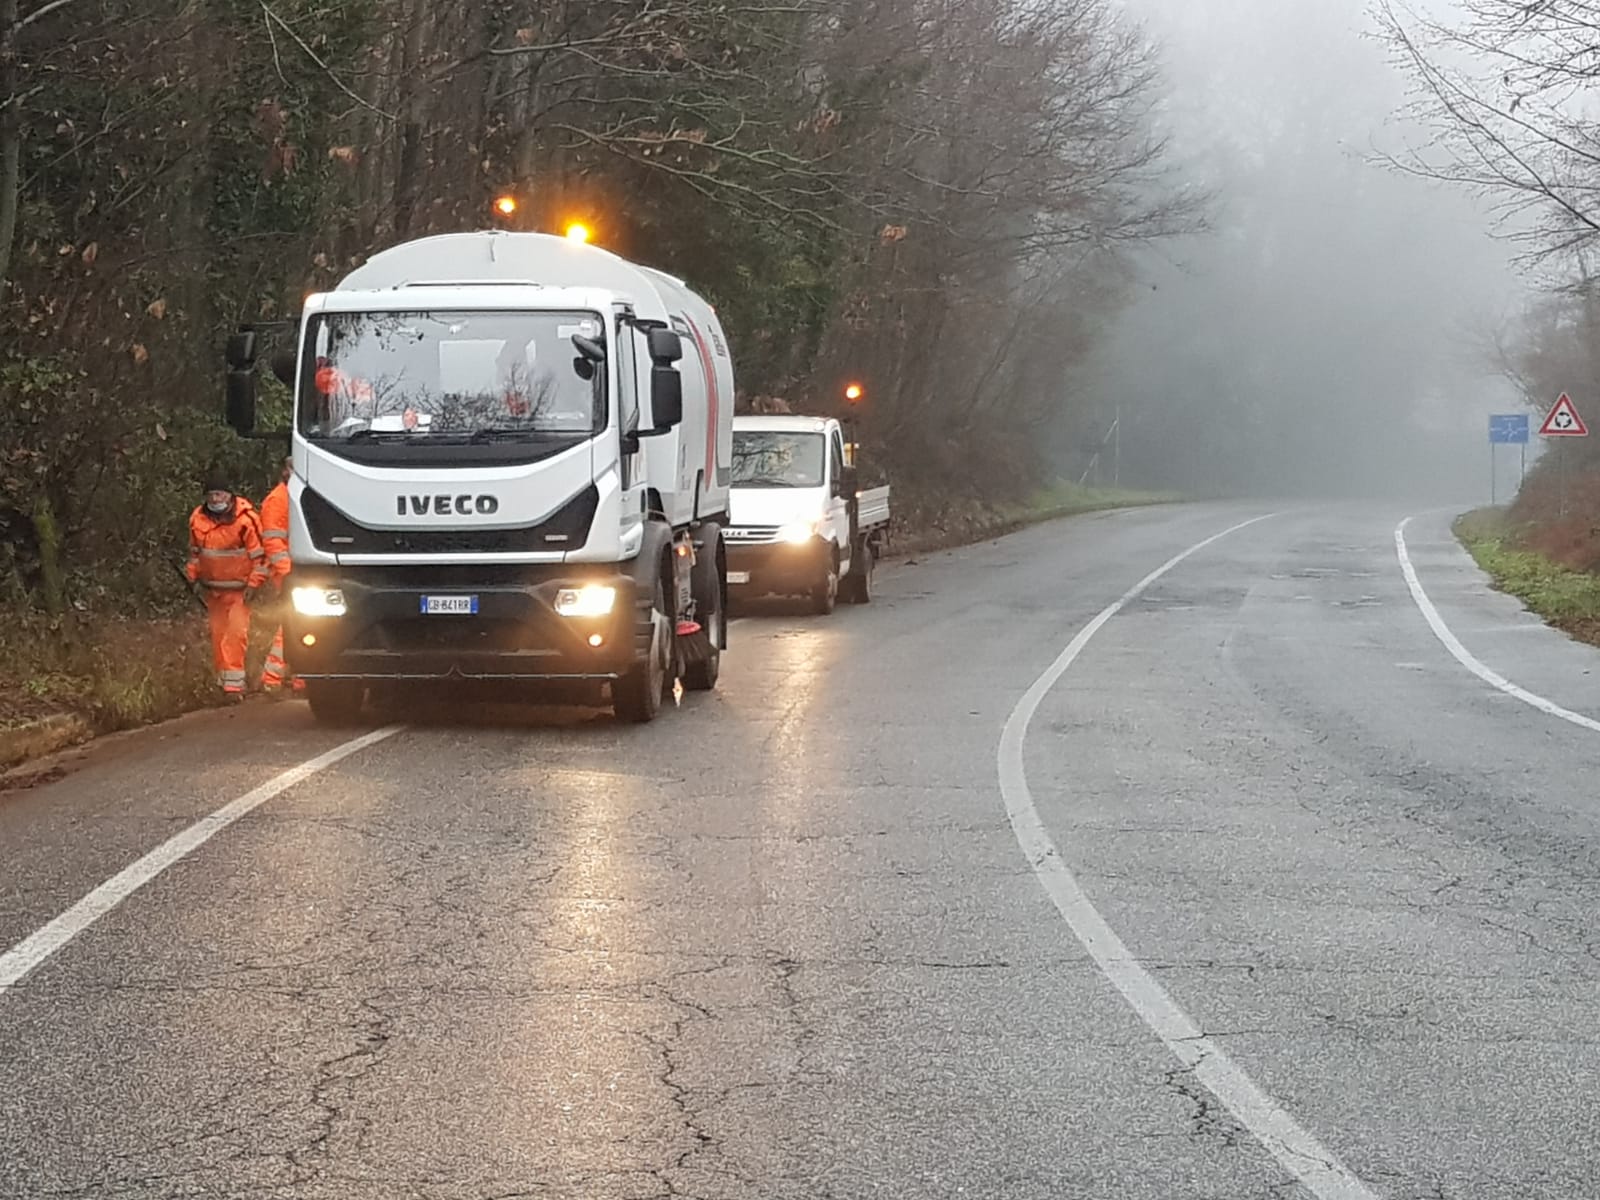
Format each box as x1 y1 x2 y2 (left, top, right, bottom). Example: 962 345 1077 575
2 501 1598 1199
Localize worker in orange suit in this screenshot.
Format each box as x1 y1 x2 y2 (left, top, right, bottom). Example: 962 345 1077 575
258 457 303 694
185 473 266 701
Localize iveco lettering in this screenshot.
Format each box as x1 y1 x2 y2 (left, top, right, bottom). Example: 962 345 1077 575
396 495 501 516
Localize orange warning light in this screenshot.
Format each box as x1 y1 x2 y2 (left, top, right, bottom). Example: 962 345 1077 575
565 222 592 244
493 194 518 217
844 382 864 403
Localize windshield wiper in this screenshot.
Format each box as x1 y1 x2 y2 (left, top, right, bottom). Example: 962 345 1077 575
315 428 404 443
467 427 575 443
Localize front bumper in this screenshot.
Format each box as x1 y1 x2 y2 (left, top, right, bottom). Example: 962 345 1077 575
285 564 650 681
725 537 830 597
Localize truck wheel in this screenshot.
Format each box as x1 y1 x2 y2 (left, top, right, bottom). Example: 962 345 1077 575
304 679 365 725
613 573 671 723
812 546 839 615
842 539 874 605
683 562 723 692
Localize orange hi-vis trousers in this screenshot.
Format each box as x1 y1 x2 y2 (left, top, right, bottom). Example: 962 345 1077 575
205 590 250 695
261 626 304 692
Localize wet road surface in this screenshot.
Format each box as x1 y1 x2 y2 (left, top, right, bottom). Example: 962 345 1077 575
2 502 1598 1199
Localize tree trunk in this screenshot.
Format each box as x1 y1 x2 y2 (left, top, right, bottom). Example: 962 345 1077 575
0 0 21 292
32 493 65 615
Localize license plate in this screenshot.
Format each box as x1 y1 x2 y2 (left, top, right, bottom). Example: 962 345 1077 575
420 595 478 615
727 571 750 585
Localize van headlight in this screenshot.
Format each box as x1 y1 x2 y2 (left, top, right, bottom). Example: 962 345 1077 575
779 520 820 544
555 584 616 618
292 587 348 617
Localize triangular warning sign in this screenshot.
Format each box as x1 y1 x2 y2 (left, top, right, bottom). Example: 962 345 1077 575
1539 393 1589 437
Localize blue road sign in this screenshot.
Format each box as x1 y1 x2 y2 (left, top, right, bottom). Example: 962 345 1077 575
1489 414 1529 444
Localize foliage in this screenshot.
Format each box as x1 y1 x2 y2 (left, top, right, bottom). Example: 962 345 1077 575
1 0 1185 621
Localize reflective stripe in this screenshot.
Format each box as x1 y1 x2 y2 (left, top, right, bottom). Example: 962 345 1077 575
267 550 290 565
201 580 247 591
261 529 289 540
249 548 265 559
199 547 250 558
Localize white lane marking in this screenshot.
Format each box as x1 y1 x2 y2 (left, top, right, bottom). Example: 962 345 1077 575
1396 518 1600 735
0 725 403 997
999 513 1381 1200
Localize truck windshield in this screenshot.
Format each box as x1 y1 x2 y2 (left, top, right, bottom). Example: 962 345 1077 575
732 431 825 488
298 310 604 443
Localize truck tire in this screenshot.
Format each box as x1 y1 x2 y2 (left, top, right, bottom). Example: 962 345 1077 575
304 679 365 725
613 571 672 723
812 545 839 615
842 537 874 604
683 536 724 692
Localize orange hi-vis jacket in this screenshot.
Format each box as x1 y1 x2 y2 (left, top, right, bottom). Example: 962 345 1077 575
259 482 292 584
186 498 267 592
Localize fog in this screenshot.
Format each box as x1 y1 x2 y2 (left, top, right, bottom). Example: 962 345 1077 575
1075 0 1531 502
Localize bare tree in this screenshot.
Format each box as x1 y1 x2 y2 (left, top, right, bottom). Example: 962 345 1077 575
1377 0 1600 262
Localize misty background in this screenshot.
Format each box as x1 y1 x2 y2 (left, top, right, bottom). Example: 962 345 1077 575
1069 0 1532 502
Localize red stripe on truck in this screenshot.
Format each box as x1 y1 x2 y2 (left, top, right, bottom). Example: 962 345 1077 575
681 314 719 488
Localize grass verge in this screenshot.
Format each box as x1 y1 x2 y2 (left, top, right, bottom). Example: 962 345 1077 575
1454 508 1600 648
0 608 283 736
887 480 1181 558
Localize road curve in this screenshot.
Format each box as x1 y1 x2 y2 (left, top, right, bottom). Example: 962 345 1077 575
2 501 1597 1200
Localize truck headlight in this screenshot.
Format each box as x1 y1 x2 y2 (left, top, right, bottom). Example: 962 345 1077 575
779 520 820 544
292 586 347 617
555 584 616 618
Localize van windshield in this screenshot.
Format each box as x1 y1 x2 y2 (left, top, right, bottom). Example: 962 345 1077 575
298 310 605 442
732 431 826 488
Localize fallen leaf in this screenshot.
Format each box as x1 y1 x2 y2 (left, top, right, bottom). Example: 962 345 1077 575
130 343 150 365
81 242 99 266
146 298 167 319
155 422 168 441
328 145 360 165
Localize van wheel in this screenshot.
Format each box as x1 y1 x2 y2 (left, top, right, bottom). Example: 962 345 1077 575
812 547 839 615
614 574 671 723
842 540 873 604
304 680 365 725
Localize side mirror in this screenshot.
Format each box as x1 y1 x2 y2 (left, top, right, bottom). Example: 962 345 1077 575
225 370 257 435
650 365 684 430
269 349 297 387
647 327 683 364
225 331 257 370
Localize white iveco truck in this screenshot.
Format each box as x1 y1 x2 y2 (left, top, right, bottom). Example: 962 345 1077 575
222 231 734 724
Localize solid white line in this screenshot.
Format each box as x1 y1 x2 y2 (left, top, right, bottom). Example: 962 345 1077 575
0 725 403 997
1396 518 1600 735
998 513 1381 1200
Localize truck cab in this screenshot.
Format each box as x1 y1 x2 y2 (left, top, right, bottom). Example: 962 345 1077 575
726 414 889 613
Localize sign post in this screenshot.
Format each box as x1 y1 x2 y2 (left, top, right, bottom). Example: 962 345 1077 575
1538 394 1590 517
1488 413 1530 506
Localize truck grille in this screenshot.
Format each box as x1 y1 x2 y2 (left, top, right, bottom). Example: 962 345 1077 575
302 485 598 555
725 525 782 545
